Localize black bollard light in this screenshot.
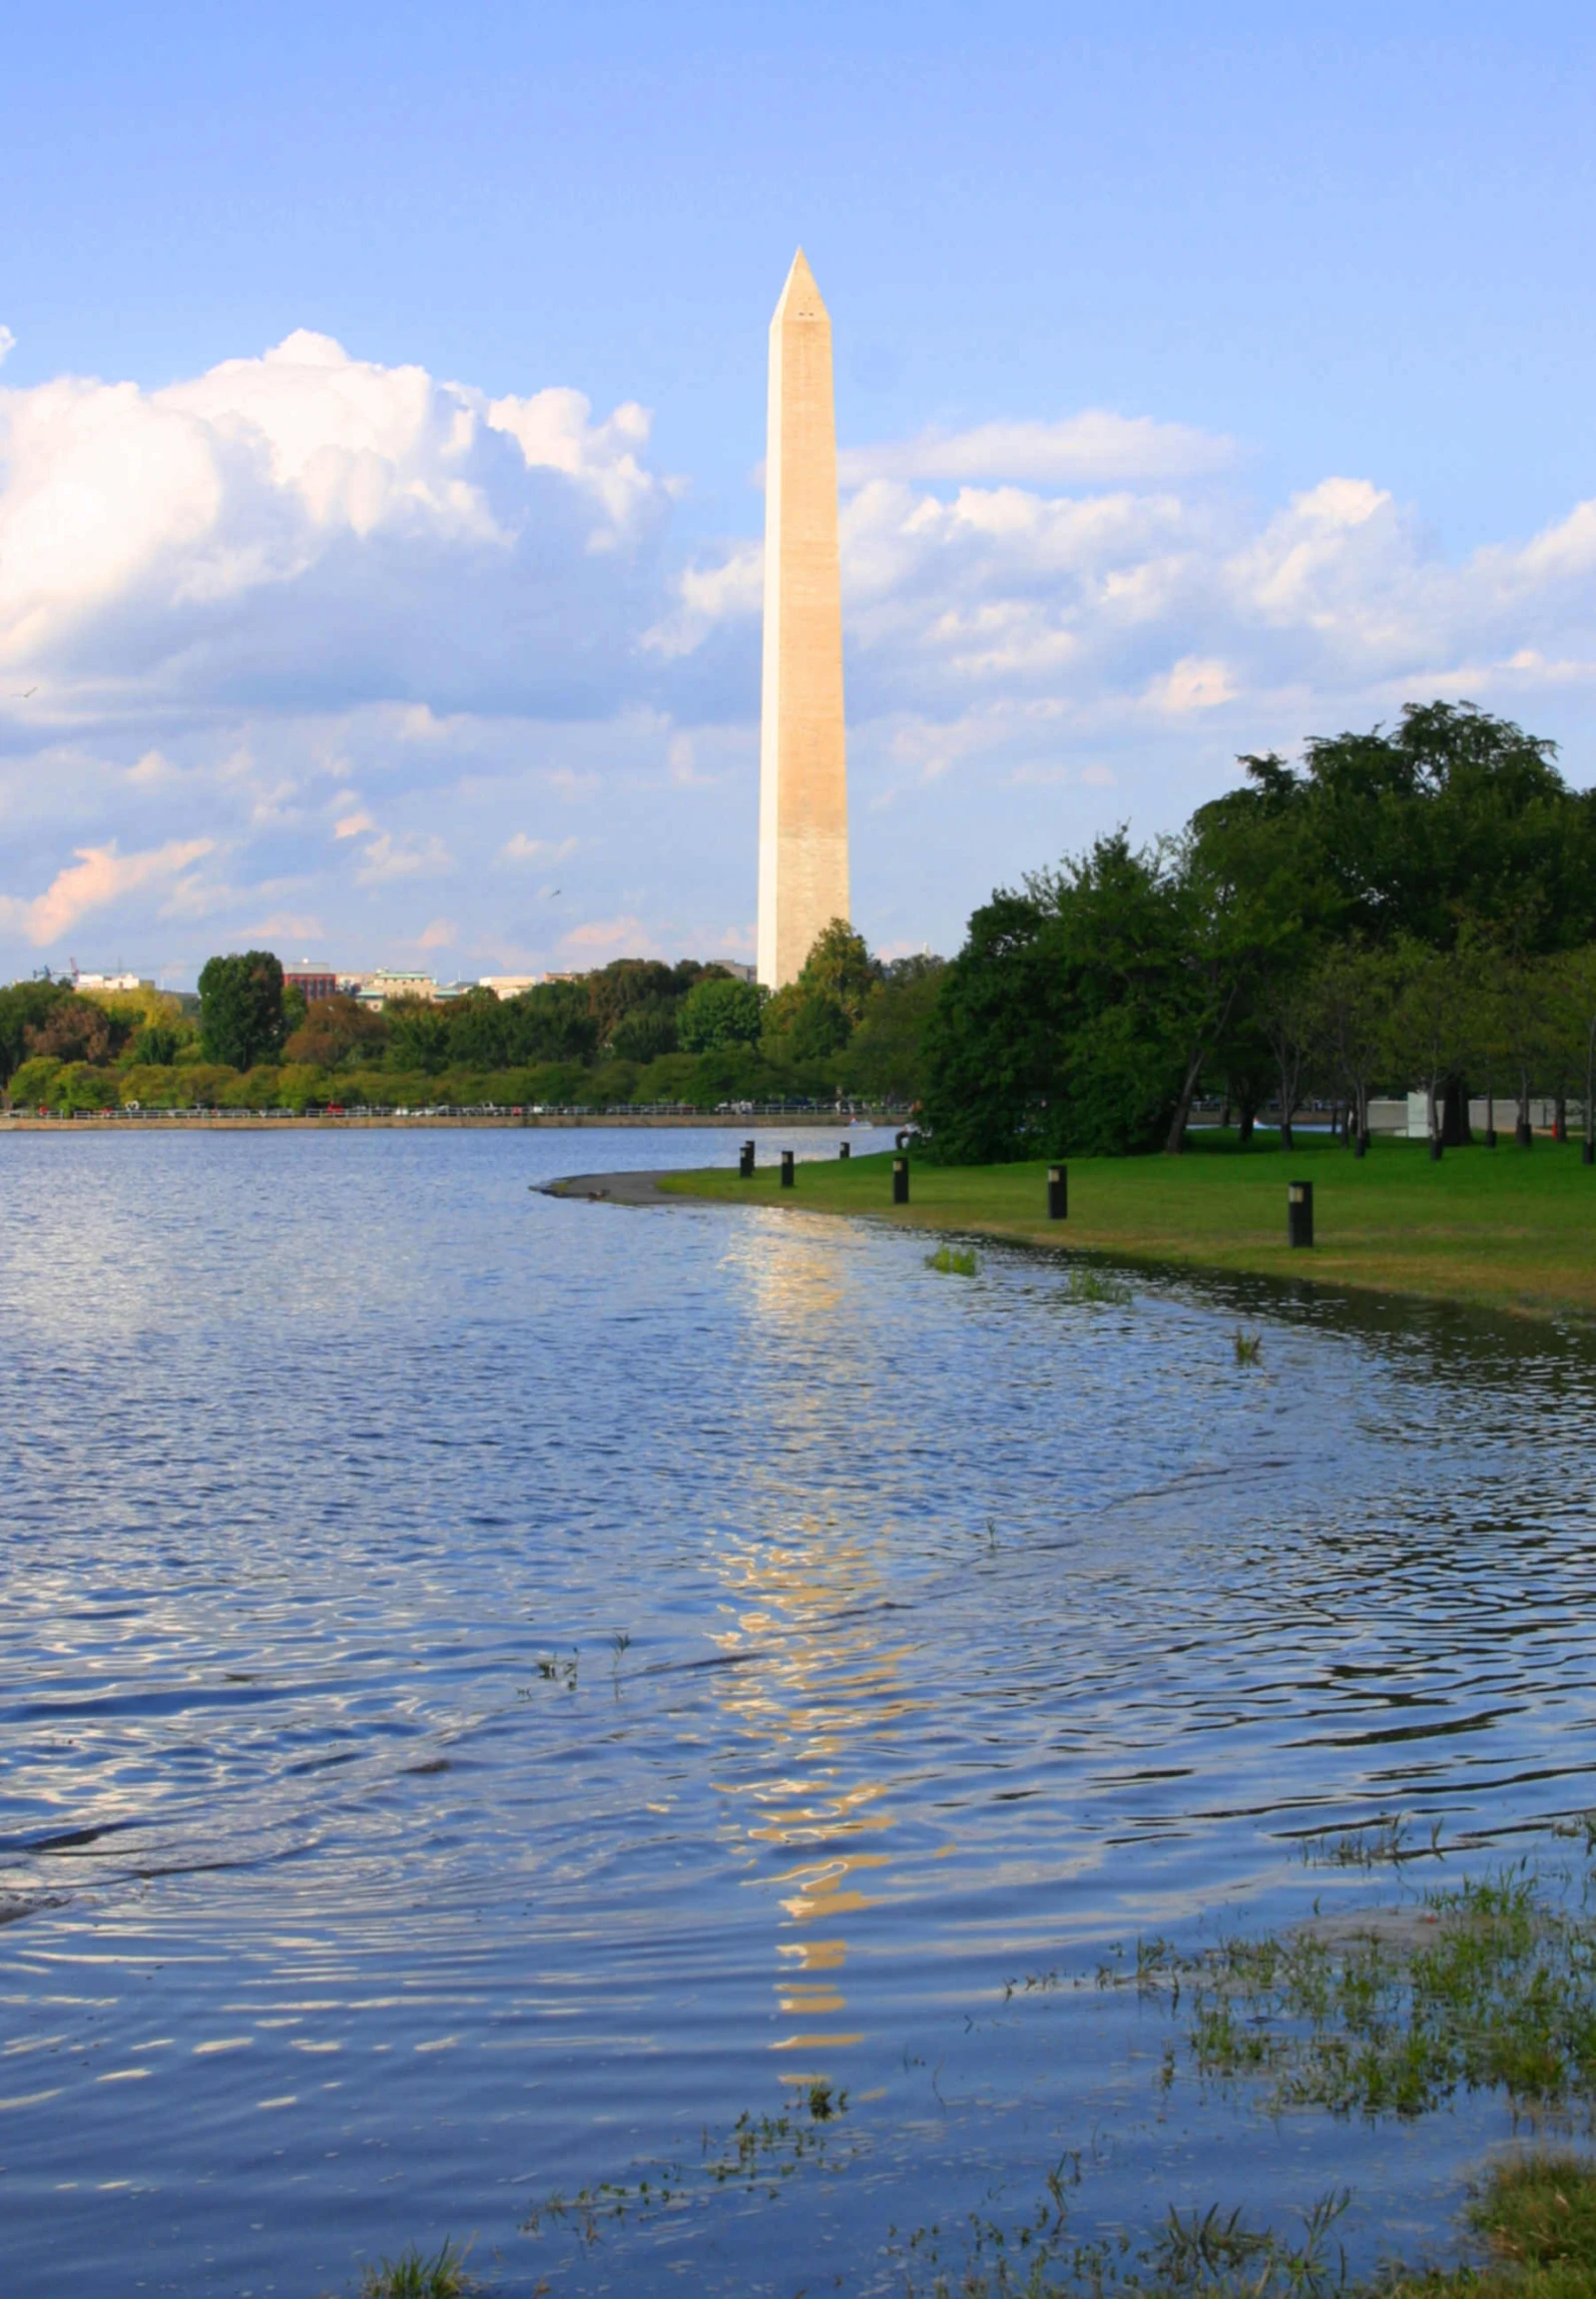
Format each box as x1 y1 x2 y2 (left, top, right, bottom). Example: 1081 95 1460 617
1584 1140 1595 1167
740 1139 755 1179
1429 1135 1443 1162
1485 1127 1497 1150
1288 1179 1315 1248
1517 1119 1534 1149
839 1141 851 1159
1047 1164 1067 1220
1352 1132 1366 1160
892 1156 909 1205
781 1149 796 1190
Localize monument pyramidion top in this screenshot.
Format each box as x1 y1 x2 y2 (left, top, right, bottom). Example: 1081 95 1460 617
772 247 829 327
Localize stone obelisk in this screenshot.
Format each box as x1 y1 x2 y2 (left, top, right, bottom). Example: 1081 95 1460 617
757 249 849 989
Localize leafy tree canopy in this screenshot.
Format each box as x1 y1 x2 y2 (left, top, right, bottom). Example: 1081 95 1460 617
678 976 766 1052
609 998 680 1064
283 993 387 1071
840 956 948 1104
198 951 286 1070
1193 702 1593 952
796 919 877 1023
0 977 73 1084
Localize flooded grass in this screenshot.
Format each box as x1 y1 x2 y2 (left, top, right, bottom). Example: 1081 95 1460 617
354 2237 475 2298
1105 1868 1596 2122
1297 1817 1447 1869
1234 1328 1263 1365
521 2087 856 2258
927 1243 981 1275
667 1136 1596 1322
891 2158 1596 2299
516 1856 1596 2296
1066 1266 1134 1304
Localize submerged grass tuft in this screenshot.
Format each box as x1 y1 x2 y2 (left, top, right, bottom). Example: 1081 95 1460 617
523 2088 853 2253
1297 1817 1444 1870
357 2238 474 2298
927 1244 980 1275
1065 1267 1133 1305
1234 1329 1263 1365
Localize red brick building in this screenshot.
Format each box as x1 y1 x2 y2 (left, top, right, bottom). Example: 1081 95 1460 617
284 968 339 1003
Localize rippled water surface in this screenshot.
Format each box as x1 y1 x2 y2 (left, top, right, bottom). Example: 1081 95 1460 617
4 1127 1596 2297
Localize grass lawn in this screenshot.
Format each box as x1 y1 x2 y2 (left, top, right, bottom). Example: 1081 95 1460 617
662 1131 1596 1323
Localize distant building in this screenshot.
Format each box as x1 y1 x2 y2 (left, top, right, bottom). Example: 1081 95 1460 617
344 969 439 1010
284 967 339 1003
74 970 152 994
717 962 758 982
478 974 542 998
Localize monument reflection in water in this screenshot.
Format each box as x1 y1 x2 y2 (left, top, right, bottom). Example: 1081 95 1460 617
2 1130 1596 2296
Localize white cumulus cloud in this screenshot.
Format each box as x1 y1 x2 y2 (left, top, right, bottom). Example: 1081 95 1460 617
2 322 1595 978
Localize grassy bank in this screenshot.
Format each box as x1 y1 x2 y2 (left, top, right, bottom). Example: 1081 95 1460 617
662 1132 1596 1322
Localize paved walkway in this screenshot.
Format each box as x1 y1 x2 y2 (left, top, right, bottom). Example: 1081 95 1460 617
540 1169 684 1206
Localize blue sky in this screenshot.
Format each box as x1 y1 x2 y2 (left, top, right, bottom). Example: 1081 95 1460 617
2 2 1594 982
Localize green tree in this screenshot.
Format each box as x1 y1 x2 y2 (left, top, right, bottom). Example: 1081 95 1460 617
1493 949 1554 1143
500 980 600 1065
840 957 946 1104
679 976 767 1052
25 993 118 1066
6 1055 62 1107
131 1021 184 1067
1546 945 1596 1158
761 983 850 1067
1204 702 1593 954
586 958 680 1047
0 978 74 1084
198 951 286 1069
1386 935 1478 1145
383 997 453 1075
283 993 387 1070
443 988 512 1070
52 1061 120 1112
921 837 1195 1162
1311 940 1396 1144
795 919 877 1023
609 999 680 1062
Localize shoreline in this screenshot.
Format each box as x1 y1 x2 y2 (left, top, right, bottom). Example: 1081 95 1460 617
0 1111 878 1133
643 1147 1596 1329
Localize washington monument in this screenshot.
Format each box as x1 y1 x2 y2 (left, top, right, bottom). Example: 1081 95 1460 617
757 250 850 989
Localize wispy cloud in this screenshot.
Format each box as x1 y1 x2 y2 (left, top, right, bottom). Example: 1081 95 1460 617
0 838 214 946
837 411 1236 488
561 913 650 955
354 832 452 885
499 833 578 864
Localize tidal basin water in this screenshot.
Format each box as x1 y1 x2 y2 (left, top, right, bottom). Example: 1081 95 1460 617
3 1126 1596 2297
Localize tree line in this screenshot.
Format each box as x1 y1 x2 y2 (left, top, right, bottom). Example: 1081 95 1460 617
8 699 1582 1141
918 702 1596 1160
0 937 943 1112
